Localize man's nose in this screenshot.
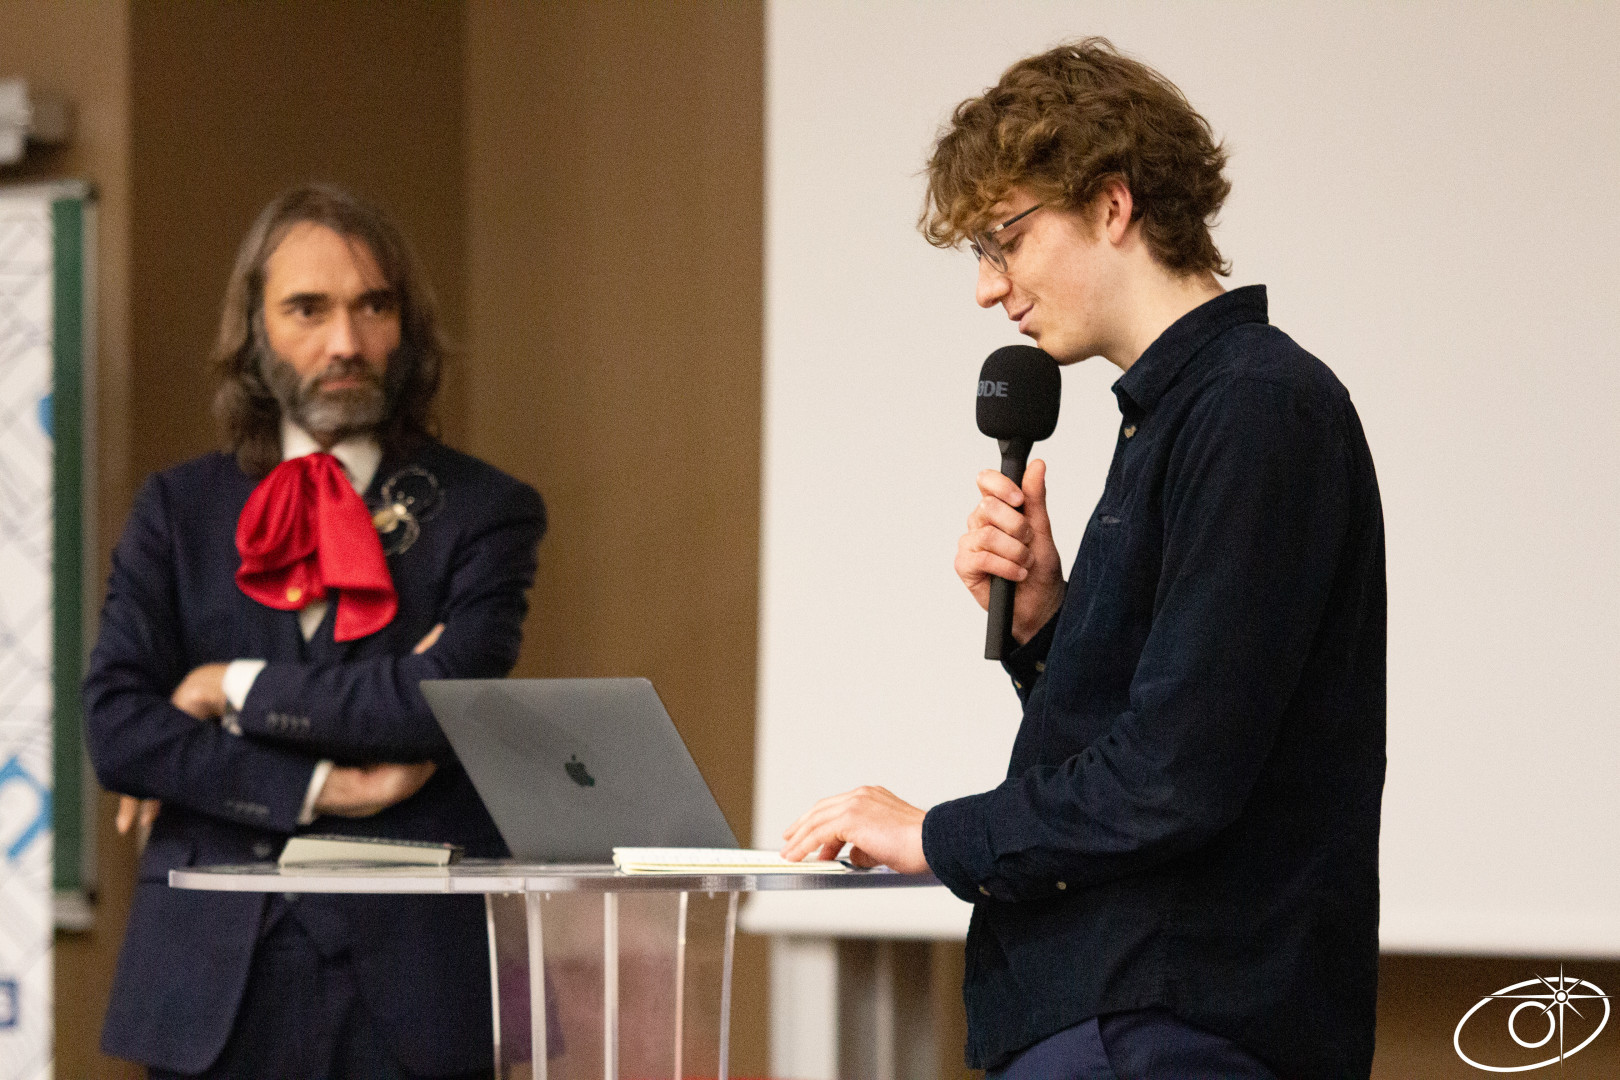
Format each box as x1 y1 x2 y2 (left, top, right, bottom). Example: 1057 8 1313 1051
325 308 360 358
975 258 1010 309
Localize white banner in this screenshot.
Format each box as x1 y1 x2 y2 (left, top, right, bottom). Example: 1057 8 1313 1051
0 191 58 1080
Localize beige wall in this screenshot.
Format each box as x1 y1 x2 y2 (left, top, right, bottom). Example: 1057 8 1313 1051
3 2 1592 1077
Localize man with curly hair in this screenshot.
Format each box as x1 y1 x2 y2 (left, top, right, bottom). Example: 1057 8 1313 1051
87 184 545 1079
784 40 1385 1079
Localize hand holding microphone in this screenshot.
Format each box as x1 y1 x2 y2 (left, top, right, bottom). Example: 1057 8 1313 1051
956 460 1066 647
956 345 1064 659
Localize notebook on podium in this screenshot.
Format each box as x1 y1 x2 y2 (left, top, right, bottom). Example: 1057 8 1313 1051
419 677 738 862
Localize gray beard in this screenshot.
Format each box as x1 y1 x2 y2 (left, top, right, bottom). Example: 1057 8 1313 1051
259 346 388 446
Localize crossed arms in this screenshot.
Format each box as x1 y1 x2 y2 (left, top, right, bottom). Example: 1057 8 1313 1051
86 469 544 835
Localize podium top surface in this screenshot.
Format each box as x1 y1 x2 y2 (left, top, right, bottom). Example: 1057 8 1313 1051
170 859 941 895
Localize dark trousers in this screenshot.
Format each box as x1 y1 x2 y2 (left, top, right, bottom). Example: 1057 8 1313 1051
148 913 491 1080
988 1009 1278 1080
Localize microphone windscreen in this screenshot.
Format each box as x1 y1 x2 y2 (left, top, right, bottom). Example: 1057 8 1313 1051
976 345 1061 441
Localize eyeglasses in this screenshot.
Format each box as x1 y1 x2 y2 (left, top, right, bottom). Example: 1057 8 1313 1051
969 204 1043 272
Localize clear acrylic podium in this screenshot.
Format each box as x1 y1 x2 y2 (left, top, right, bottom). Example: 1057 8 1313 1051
171 861 937 1079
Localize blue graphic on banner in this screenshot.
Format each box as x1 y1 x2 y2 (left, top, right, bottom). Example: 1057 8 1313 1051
34 394 50 439
0 758 50 862
0 980 16 1029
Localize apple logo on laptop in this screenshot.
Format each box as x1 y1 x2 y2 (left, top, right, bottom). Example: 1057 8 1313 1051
565 754 596 787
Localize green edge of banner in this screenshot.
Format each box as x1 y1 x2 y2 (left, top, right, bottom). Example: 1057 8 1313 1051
52 197 86 894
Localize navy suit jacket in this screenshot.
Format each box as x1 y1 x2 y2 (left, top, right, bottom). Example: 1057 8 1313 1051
85 440 544 1075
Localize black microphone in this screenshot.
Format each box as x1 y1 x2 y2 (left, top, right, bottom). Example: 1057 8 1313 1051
976 345 1061 660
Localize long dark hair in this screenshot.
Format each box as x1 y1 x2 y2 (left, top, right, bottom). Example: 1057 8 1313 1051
211 183 446 477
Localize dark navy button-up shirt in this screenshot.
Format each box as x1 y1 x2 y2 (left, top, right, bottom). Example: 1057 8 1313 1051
922 286 1386 1079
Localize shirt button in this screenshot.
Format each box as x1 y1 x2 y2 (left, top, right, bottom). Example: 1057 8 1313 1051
979 885 991 897
1056 881 1067 891
1123 425 1137 438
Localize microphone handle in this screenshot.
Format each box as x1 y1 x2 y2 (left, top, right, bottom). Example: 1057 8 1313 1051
985 437 1034 660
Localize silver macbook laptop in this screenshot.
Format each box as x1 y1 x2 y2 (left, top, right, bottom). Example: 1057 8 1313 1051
419 677 738 861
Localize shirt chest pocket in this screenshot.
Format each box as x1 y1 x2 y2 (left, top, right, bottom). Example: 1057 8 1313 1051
1075 507 1126 590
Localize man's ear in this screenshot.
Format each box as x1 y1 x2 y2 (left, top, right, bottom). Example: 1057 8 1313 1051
1097 176 1136 246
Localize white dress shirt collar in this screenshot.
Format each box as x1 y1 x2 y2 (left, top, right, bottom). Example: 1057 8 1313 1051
280 417 383 496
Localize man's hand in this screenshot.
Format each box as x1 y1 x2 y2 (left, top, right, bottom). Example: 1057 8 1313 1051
779 786 929 874
115 796 160 835
413 623 444 654
955 458 1066 644
171 662 229 721
314 761 438 818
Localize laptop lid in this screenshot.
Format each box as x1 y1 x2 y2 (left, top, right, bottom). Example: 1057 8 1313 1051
420 677 738 861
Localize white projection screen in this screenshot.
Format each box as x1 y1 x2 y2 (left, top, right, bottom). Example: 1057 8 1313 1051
746 2 1620 952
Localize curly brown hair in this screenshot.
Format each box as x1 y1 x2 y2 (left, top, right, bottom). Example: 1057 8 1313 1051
211 183 446 477
921 38 1231 276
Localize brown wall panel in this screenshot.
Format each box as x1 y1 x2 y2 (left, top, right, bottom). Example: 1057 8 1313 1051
463 1 767 1071
0 1 139 1074
6 1 467 1072
127 0 468 484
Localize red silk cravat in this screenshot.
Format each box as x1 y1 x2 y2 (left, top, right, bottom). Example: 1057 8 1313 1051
235 453 398 642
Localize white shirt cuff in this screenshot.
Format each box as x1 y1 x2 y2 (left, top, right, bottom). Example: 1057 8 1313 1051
222 659 267 712
298 760 335 826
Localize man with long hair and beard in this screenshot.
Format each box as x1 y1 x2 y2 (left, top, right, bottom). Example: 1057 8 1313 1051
86 184 545 1079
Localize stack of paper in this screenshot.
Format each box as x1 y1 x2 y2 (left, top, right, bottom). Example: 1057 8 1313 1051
278 834 463 868
612 847 852 874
